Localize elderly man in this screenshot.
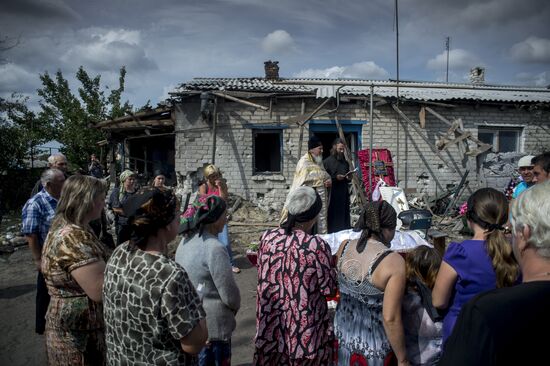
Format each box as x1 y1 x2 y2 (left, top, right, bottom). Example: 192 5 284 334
30 153 68 197
440 181 550 366
532 151 550 184
282 135 331 234
323 138 352 233
21 168 65 334
511 155 535 199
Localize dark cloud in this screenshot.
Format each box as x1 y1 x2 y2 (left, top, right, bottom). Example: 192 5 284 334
2 0 80 22
1 0 549 108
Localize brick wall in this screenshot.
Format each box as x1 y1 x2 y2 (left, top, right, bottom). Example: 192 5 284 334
175 96 550 210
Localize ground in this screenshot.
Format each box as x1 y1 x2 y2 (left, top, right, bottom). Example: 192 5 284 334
0 203 269 366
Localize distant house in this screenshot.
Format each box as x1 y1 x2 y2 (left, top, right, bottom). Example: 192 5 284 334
96 107 176 185
100 62 550 212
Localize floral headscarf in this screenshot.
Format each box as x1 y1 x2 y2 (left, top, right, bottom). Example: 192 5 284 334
179 194 227 236
119 169 137 200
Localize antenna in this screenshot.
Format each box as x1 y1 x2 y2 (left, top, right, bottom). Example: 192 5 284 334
445 36 450 82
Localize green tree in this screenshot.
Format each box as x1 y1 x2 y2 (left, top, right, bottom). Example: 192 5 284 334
37 66 132 169
0 94 53 172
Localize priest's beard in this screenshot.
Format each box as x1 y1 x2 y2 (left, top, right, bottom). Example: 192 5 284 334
335 151 345 161
313 154 323 165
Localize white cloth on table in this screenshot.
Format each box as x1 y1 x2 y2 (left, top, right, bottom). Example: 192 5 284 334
320 229 432 255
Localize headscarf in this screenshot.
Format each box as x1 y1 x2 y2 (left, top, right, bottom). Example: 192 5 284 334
122 187 178 248
280 190 323 235
179 194 227 236
354 200 397 252
119 169 136 200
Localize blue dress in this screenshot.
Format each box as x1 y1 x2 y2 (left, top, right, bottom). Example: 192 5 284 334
441 240 496 344
334 240 394 366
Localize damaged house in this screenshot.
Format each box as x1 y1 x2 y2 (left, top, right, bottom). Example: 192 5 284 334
169 62 550 212
101 62 550 212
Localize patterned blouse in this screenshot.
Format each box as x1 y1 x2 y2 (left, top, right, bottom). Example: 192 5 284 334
254 228 337 362
41 224 109 331
103 242 206 365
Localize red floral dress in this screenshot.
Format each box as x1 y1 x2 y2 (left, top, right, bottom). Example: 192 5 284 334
254 228 337 366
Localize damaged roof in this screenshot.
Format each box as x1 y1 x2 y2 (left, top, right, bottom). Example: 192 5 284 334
173 78 550 104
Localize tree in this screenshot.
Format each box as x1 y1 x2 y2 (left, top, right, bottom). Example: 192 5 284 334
0 94 53 172
37 66 132 169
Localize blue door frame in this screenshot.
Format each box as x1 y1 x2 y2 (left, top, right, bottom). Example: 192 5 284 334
308 119 365 148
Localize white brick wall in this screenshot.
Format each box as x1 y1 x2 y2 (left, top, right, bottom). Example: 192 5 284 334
175 97 550 208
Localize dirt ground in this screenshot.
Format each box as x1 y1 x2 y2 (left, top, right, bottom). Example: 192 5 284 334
0 221 262 366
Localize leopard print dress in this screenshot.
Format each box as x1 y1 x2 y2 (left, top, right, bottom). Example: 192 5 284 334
103 242 206 365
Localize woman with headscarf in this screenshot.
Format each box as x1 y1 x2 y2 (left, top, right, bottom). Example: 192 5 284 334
41 175 109 365
103 187 208 365
254 186 337 366
108 169 137 245
175 194 241 366
198 164 240 273
334 200 410 366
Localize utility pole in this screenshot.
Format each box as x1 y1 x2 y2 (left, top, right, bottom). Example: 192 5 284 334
445 36 450 83
395 0 400 184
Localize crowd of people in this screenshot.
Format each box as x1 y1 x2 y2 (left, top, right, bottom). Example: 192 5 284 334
19 147 550 365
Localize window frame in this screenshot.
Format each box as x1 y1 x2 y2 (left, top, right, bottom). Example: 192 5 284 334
477 126 523 153
252 128 284 175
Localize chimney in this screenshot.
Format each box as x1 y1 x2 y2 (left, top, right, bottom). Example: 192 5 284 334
469 66 485 85
264 60 279 80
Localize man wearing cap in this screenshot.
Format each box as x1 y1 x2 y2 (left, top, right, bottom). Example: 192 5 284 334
324 138 352 233
281 135 331 234
512 155 535 199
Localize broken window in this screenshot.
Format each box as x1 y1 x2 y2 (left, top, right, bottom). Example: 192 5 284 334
478 127 522 153
253 129 282 173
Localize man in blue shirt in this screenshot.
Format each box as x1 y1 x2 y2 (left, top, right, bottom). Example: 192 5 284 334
512 155 535 199
21 168 65 334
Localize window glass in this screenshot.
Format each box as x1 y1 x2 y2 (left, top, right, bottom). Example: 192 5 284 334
478 131 495 146
498 131 518 153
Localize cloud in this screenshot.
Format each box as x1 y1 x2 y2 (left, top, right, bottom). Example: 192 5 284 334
427 49 482 71
510 36 550 63
0 63 39 94
294 61 389 79
261 30 296 54
515 71 550 86
60 28 157 72
2 0 80 21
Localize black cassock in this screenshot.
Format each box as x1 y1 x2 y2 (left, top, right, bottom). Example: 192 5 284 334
323 155 351 233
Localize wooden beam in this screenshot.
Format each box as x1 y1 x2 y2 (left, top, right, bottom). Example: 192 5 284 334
100 119 174 130
335 116 367 206
438 132 472 151
285 98 332 126
296 98 333 157
211 97 218 164
424 106 493 154
419 106 426 128
391 104 460 174
95 107 171 128
211 91 269 111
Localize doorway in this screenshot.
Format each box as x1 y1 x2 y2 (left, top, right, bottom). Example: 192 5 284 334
309 120 363 164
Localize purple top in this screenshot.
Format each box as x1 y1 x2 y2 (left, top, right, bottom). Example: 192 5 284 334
442 239 496 344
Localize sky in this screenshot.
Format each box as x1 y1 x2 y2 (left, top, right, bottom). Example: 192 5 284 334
1 0 550 110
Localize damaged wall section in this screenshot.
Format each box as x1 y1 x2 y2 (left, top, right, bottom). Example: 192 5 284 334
174 94 550 211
